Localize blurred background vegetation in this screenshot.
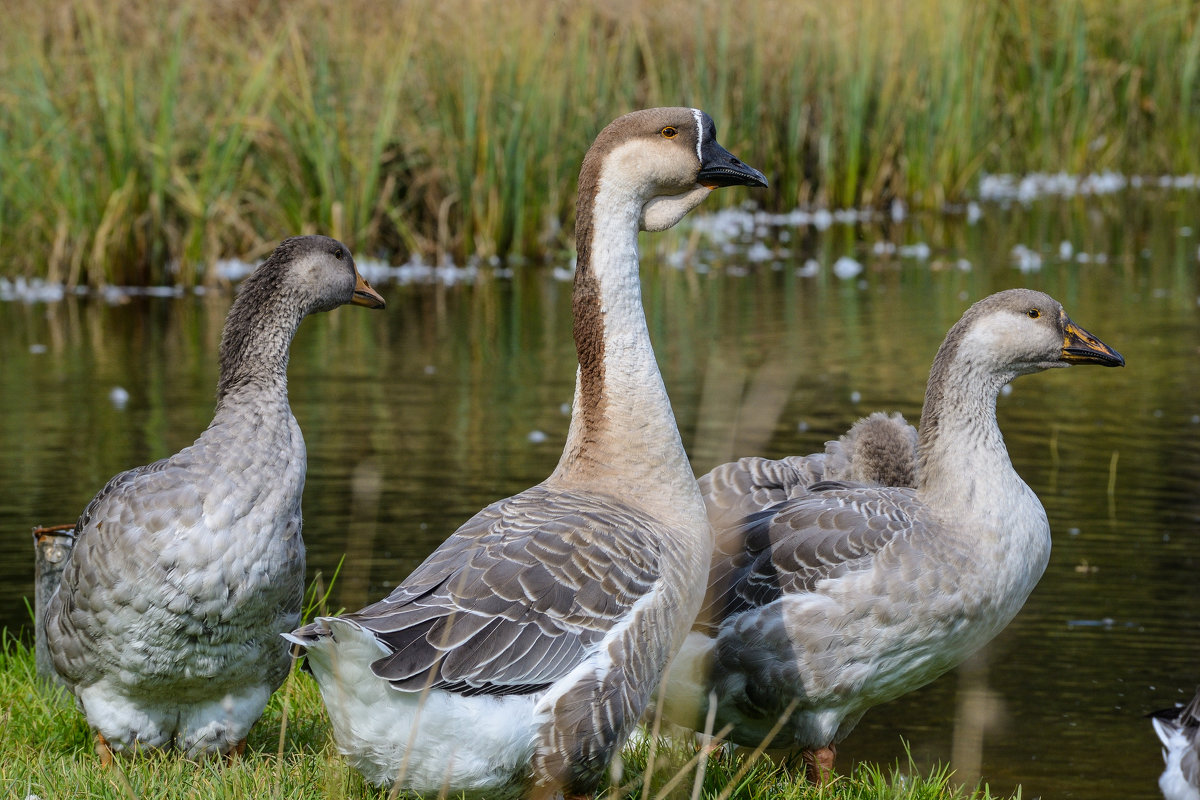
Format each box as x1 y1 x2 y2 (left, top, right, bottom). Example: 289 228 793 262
1 0 1197 285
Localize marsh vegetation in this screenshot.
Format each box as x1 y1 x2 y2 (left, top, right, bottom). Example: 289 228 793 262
2 0 1198 283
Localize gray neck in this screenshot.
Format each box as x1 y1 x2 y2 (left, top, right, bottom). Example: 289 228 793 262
215 282 303 407
916 333 1020 508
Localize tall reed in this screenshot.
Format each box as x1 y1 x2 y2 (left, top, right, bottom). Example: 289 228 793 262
1 0 1198 284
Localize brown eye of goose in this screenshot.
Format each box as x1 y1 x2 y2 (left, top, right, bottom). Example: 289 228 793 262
333 248 345 260
1027 308 1040 319
661 126 678 139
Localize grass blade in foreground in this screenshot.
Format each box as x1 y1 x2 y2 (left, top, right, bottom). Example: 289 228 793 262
1 634 1019 799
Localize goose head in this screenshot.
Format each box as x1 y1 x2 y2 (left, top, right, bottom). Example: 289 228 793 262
579 107 767 233
216 236 385 399
945 288 1124 383
915 289 1122 490
247 234 386 315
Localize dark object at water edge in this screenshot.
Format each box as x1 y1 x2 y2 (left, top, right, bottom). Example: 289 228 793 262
32 523 76 687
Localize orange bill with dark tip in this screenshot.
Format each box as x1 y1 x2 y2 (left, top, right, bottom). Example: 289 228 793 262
352 273 386 309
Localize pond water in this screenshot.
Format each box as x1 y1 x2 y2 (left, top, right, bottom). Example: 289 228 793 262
2 187 1199 798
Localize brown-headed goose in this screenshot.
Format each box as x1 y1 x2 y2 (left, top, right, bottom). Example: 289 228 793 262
45 236 385 761
701 410 919 537
285 108 767 799
1151 688 1200 800
659 289 1123 782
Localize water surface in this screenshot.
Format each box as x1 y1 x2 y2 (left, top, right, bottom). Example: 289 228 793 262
2 191 1198 798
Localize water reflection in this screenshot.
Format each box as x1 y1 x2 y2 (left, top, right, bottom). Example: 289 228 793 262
2 196 1199 799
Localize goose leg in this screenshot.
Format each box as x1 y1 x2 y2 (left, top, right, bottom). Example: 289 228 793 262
227 738 247 761
802 744 836 784
95 732 114 766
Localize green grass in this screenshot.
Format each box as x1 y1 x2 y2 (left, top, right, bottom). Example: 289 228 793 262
0 633 1017 800
2 0 1197 283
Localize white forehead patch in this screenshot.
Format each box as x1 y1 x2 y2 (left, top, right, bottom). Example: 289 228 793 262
691 108 704 162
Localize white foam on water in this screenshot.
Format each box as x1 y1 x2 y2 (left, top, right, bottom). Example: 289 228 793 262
109 387 130 410
0 277 65 303
979 170 1200 203
832 256 863 279
796 259 820 278
898 242 931 260
745 241 774 263
1011 244 1043 273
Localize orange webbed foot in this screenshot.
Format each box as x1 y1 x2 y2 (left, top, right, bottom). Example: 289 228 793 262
802 744 836 785
225 738 248 763
95 732 114 766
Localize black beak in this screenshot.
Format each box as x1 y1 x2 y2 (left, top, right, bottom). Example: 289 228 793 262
697 138 768 189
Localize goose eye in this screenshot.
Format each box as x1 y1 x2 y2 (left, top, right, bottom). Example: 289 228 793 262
661 126 678 139
1026 308 1041 319
333 248 345 260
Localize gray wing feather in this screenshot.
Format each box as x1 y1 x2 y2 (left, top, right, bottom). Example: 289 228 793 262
46 429 305 696
296 485 663 694
700 413 919 559
46 457 195 687
700 455 826 534
700 483 925 631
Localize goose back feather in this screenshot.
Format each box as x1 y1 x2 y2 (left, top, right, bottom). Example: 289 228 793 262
700 410 918 538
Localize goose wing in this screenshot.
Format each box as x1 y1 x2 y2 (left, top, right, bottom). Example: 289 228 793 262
45 453 213 685
294 485 664 695
700 455 827 534
700 482 926 630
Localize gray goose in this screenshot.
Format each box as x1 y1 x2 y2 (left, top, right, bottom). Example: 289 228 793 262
285 108 766 799
659 289 1123 782
1151 688 1200 800
45 235 385 760
701 410 919 537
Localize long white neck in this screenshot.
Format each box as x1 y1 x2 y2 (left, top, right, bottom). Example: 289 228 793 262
548 172 699 514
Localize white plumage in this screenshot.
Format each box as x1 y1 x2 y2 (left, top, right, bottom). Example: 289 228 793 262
1152 689 1200 800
